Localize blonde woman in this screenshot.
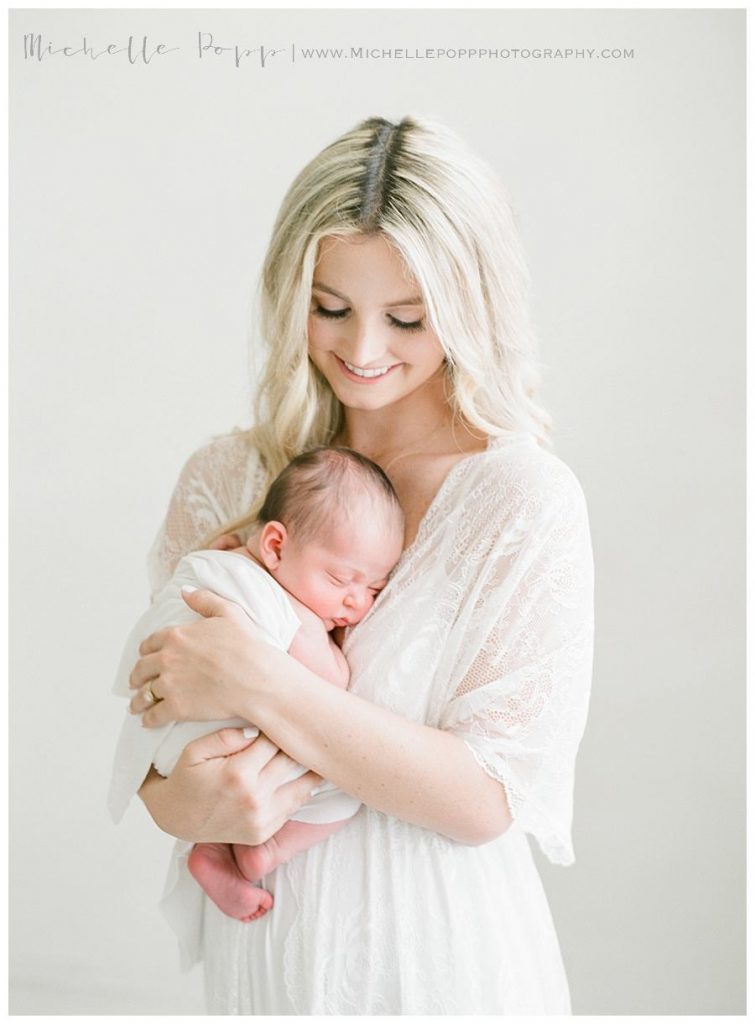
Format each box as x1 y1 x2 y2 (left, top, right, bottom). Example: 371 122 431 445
127 115 594 1014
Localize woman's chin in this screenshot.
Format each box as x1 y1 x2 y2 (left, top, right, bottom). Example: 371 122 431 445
334 387 399 412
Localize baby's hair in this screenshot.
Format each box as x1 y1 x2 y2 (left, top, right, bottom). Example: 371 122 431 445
257 446 403 546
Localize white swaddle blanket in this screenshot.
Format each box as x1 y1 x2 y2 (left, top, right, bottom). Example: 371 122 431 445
108 549 361 966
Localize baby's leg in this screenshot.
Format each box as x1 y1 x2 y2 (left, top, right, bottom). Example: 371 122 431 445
187 843 273 923
234 819 347 880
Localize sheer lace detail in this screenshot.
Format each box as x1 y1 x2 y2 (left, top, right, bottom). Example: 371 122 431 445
436 449 594 865
146 430 266 596
334 435 593 867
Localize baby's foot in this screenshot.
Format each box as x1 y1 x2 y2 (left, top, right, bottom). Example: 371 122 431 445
233 838 280 881
188 843 274 923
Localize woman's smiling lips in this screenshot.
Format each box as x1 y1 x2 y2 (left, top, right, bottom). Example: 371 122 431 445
336 355 402 383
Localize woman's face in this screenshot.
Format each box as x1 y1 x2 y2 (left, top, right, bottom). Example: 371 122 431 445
307 234 447 413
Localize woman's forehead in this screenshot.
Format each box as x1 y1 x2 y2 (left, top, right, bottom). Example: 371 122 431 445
313 234 420 296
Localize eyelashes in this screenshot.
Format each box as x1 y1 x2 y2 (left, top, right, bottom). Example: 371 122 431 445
327 572 385 595
311 304 425 333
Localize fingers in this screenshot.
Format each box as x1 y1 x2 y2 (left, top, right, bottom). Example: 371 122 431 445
278 770 324 815
260 748 305 788
208 533 243 551
138 629 175 657
131 627 180 696
129 678 163 715
128 651 162 691
180 587 239 619
132 688 174 728
180 726 259 766
228 732 287 773
197 733 305 790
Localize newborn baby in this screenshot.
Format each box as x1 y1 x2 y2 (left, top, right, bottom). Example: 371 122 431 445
109 446 404 924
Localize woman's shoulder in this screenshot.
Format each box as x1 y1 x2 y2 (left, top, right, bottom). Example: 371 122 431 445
178 428 262 482
146 429 266 595
173 428 266 510
456 433 589 527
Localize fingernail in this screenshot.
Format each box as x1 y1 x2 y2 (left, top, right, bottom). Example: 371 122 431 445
181 585 197 594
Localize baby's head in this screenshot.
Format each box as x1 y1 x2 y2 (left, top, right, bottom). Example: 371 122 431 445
247 447 405 630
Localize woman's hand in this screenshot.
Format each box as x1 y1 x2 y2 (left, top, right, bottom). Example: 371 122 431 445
128 588 270 726
208 532 243 551
139 727 323 845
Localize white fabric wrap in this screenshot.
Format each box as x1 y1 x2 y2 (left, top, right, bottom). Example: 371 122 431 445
109 542 361 968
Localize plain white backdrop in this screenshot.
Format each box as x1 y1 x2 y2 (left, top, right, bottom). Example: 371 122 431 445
9 7 745 1014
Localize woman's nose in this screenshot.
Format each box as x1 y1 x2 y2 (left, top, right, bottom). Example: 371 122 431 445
341 318 388 367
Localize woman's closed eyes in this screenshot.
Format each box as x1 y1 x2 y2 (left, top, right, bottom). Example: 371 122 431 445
311 303 425 333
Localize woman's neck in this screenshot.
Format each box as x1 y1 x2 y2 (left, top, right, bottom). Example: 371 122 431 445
336 376 460 463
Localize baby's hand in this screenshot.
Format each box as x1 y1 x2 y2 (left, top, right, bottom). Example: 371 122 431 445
209 532 244 552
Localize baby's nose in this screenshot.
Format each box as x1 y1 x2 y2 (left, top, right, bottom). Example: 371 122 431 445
344 589 370 618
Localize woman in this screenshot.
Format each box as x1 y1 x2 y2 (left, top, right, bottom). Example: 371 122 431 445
128 115 594 1014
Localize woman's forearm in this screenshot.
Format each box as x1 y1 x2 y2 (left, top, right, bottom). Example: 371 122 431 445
127 593 510 845
245 649 512 846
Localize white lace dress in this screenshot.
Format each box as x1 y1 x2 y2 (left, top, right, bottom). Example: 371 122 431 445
146 429 594 1015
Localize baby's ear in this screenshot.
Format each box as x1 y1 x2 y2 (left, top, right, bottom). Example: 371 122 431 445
258 521 288 569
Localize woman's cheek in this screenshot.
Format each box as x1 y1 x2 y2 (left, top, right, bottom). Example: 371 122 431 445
307 316 329 352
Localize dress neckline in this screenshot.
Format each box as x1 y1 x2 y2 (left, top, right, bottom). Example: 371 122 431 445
341 431 534 650
396 431 534 568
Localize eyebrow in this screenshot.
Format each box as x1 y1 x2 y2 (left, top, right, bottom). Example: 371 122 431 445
312 281 424 308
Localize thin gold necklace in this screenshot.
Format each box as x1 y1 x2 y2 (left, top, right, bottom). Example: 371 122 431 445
376 417 457 475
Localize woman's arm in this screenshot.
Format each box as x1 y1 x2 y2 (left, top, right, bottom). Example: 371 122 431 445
249 648 512 846
131 590 511 846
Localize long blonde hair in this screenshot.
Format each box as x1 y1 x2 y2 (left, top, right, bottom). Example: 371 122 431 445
222 116 552 538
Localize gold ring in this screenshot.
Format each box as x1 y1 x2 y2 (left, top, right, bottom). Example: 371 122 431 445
143 681 159 706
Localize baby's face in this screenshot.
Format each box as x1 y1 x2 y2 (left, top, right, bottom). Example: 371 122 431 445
276 506 404 630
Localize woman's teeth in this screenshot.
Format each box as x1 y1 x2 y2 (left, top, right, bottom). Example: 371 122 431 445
343 359 392 378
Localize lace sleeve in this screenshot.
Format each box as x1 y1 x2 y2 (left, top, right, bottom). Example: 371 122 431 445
146 432 265 597
439 460 594 865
